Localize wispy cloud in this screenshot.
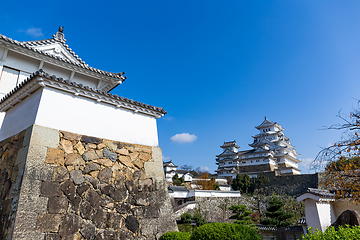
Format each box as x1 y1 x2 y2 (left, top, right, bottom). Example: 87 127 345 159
170 133 197 144
198 166 210 172
20 27 44 38
162 116 174 121
298 158 315 172
162 155 171 161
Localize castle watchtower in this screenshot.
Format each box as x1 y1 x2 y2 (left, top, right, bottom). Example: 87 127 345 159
0 28 177 239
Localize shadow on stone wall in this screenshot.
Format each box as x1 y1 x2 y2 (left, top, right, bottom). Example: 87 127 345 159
257 172 319 196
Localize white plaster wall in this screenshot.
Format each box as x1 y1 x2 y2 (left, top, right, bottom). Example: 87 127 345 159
34 88 159 146
5 51 40 73
332 200 360 219
169 191 190 198
219 185 231 191
304 199 322 231
170 190 241 198
316 202 333 232
72 73 99 89
192 190 241 198
42 63 72 80
183 174 192 182
0 47 5 59
0 89 42 141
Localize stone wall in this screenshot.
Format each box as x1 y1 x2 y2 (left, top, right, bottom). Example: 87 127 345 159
258 172 319 196
192 196 272 223
0 130 27 240
8 125 177 240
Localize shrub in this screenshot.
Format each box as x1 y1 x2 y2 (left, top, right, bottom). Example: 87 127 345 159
160 231 191 240
190 222 262 240
178 223 194 233
192 212 206 226
303 226 360 240
180 212 193 224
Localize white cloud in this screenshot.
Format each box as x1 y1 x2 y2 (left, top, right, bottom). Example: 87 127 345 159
198 166 210 172
25 27 44 38
162 155 171 161
162 116 174 121
170 133 197 144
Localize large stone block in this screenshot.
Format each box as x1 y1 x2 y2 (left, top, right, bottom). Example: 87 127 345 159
36 214 62 232
46 148 65 165
30 125 59 148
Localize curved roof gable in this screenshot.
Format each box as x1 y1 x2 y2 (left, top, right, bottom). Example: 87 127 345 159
23 28 85 64
255 117 276 129
0 27 126 92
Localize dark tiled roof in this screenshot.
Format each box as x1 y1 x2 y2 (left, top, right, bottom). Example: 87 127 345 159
0 34 125 80
163 160 178 167
303 188 335 198
173 169 190 174
220 141 239 148
0 70 166 115
168 186 189 192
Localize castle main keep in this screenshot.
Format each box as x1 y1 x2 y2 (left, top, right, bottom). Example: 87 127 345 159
216 118 301 178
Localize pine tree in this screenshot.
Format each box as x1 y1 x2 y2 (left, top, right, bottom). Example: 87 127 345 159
261 197 293 227
229 205 257 230
172 173 184 186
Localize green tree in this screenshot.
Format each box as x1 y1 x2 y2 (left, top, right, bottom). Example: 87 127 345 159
213 182 220 190
248 175 270 193
192 212 206 227
232 174 251 193
173 173 184 186
255 175 270 189
313 107 360 202
229 205 257 230
261 197 293 227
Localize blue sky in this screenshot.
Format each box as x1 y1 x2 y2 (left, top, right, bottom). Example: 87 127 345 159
1 1 360 173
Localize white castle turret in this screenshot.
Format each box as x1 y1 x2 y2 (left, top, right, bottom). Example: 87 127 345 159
216 117 301 178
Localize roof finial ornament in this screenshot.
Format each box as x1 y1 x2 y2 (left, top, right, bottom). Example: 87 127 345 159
265 116 267 120
53 26 66 43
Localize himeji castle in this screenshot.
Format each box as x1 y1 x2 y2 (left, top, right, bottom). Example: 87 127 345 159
216 118 301 178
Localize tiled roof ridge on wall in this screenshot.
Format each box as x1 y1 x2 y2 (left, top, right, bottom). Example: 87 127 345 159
0 69 166 115
0 34 126 80
24 38 86 64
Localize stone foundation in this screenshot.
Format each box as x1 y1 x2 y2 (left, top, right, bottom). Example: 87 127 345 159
258 172 319 196
0 129 27 240
2 125 177 240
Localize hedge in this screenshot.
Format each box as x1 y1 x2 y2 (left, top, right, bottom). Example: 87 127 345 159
160 231 191 240
190 222 261 240
303 225 360 240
